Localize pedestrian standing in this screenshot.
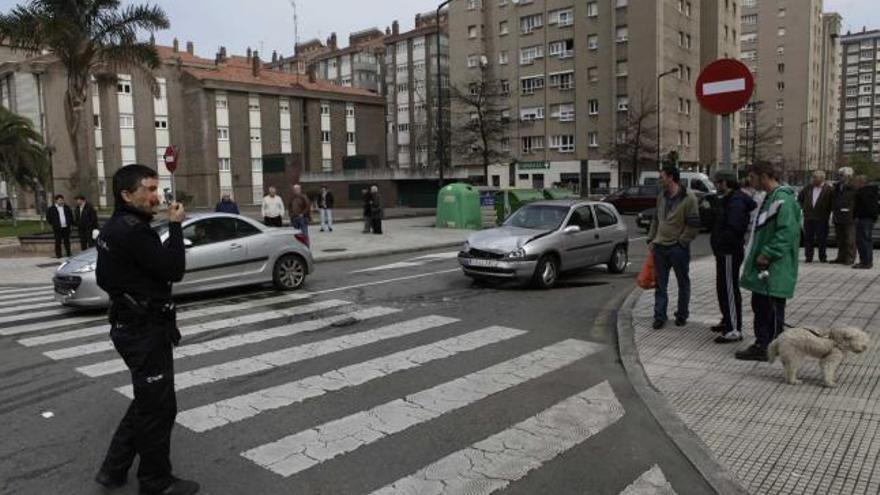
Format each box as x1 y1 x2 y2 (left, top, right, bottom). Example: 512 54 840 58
46 194 73 258
362 188 372 233
852 175 878 269
369 184 383 235
318 186 334 232
831 167 857 265
261 186 285 226
94 164 199 495
709 170 756 343
214 193 240 215
646 165 701 330
736 161 801 362
797 170 833 263
289 184 311 244
74 195 99 251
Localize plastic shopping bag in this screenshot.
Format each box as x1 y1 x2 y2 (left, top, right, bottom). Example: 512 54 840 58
636 251 656 290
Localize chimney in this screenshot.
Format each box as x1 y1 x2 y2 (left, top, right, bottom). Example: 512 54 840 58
392 21 399 35
172 37 179 52
252 50 260 77
186 41 194 55
415 14 421 27
271 50 278 63
329 32 337 49
246 47 252 61
149 34 155 46
385 26 391 36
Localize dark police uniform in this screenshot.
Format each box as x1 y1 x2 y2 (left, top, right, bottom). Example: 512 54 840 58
96 203 185 493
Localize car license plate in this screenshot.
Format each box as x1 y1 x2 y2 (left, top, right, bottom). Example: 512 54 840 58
464 258 501 268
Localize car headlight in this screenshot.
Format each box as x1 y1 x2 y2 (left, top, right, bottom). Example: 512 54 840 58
701 200 710 209
462 241 470 252
72 261 97 274
506 248 527 259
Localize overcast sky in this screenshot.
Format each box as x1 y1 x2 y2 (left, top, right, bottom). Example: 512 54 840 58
0 0 876 59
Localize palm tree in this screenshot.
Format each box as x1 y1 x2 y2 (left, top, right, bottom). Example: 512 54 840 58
0 0 169 200
0 105 49 226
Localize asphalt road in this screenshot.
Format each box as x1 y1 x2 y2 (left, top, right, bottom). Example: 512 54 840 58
0 217 717 495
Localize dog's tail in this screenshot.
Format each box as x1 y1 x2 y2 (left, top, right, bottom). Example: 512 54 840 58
767 339 779 364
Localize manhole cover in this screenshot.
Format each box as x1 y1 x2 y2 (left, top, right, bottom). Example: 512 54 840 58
322 248 348 253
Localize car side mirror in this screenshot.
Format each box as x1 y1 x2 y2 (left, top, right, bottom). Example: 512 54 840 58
183 238 194 248
563 225 580 234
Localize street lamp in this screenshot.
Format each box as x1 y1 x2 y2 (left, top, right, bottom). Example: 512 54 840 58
435 0 451 188
656 67 679 169
799 118 816 173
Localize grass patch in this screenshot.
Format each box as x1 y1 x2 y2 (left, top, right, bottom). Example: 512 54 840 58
0 219 51 238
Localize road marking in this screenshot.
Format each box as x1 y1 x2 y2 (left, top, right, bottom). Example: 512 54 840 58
368 381 623 495
628 236 647 243
0 315 106 336
0 300 59 315
178 325 525 432
703 78 746 95
351 252 460 274
0 286 51 296
412 252 460 260
352 261 424 273
619 465 677 495
0 307 82 326
313 269 460 295
44 299 347 361
0 295 54 308
19 292 312 347
241 339 605 477
76 306 401 377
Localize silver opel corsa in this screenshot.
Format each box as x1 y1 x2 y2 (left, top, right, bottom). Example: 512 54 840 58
458 200 628 289
53 212 314 308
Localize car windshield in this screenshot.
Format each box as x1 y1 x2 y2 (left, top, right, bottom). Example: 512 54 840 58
504 205 569 231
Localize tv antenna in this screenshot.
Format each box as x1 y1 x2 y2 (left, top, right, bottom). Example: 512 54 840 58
290 0 300 46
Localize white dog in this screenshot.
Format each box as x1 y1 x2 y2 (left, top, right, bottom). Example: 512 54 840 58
767 326 870 387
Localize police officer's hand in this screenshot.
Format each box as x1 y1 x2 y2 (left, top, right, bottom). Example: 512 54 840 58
168 202 185 223
756 254 770 270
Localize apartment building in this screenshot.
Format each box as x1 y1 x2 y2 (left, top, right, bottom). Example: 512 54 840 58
819 13 841 168
384 10 449 171
738 0 838 174
266 38 334 76
839 28 880 164
0 39 385 210
449 0 720 192
700 0 741 169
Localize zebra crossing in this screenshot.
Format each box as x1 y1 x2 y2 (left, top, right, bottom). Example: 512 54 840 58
0 284 677 494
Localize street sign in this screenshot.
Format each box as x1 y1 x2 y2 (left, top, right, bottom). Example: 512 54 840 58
695 58 754 116
163 146 178 174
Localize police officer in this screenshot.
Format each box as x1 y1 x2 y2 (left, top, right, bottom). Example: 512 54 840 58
94 164 199 495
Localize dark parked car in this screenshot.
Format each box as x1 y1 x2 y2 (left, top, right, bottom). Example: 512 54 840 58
603 185 660 214
635 191 718 232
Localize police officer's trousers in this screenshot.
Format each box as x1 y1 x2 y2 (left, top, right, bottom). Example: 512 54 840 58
100 319 177 492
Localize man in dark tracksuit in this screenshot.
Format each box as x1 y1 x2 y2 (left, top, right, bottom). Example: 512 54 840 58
94 164 199 495
710 170 757 343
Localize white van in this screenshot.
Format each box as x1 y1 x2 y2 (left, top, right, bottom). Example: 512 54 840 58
638 171 716 194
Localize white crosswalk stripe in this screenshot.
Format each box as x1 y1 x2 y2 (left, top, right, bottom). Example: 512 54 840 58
368 381 624 495
0 295 54 308
619 465 677 495
0 286 51 296
22 292 312 348
0 314 106 336
0 300 59 315
127 315 461 400
241 339 605 477
0 307 74 325
76 306 400 377
175 325 524 431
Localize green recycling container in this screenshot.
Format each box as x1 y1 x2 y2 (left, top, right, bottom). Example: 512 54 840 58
494 189 545 224
435 183 482 229
542 188 578 200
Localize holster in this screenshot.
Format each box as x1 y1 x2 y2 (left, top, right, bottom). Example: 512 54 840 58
110 294 181 346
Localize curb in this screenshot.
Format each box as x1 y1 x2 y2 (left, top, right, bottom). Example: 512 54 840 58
615 287 750 495
313 240 463 263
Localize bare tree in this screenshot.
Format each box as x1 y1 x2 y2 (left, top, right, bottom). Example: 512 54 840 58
606 89 656 186
450 65 510 185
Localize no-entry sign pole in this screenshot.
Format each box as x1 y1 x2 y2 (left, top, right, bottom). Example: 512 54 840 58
163 145 179 202
696 59 754 171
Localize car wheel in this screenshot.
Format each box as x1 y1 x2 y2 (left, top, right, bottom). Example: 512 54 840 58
273 254 306 291
607 245 628 274
531 255 560 290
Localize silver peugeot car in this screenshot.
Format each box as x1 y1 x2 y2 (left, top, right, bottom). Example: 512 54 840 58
458 200 628 289
53 212 314 308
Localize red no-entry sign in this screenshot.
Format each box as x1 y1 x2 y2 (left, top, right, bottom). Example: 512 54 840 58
163 146 178 174
696 59 754 115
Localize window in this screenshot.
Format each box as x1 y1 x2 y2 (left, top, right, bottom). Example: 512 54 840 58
322 159 332 171
685 131 691 147
588 99 599 115
685 1 692 16
588 35 598 50
550 135 575 152
587 67 598 83
548 39 574 58
250 128 261 142
549 71 574 90
248 96 260 111
119 114 134 128
616 26 629 43
549 8 573 26
521 136 544 153
742 14 757 25
320 102 330 115
93 114 101 128
501 137 510 151
552 103 575 121
467 0 480 9
569 206 596 231
154 118 168 129
499 51 509 65
467 54 479 68
116 82 131 94
520 14 543 34
280 100 290 113
322 131 331 142
778 28 786 37
217 127 229 141
616 0 628 7
218 158 231 171
346 103 355 117
520 75 544 95
520 45 544 65
183 218 238 246
347 132 355 144
499 21 509 35
777 46 785 56
777 63 785 73
500 80 511 95
398 123 410 132
216 96 228 109
595 205 618 227
587 2 598 17
778 7 786 17
520 106 544 121
468 25 478 39
777 81 785 91
741 33 757 44
617 96 629 112
588 132 599 147
235 219 261 238
616 60 628 76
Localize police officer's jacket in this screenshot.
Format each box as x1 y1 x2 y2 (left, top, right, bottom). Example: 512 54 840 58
96 204 185 302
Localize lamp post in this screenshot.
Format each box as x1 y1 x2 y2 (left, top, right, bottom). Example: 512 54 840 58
656 67 679 169
435 0 451 188
799 118 816 173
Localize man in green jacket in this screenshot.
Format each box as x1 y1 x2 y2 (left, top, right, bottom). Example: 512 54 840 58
647 165 701 329
736 161 802 361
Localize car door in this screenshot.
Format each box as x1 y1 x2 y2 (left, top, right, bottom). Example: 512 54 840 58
234 218 273 281
616 187 639 213
177 217 247 290
563 205 601 268
638 186 660 211
593 204 625 263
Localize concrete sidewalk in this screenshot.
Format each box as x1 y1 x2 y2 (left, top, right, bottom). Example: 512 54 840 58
0 216 470 285
621 250 880 495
